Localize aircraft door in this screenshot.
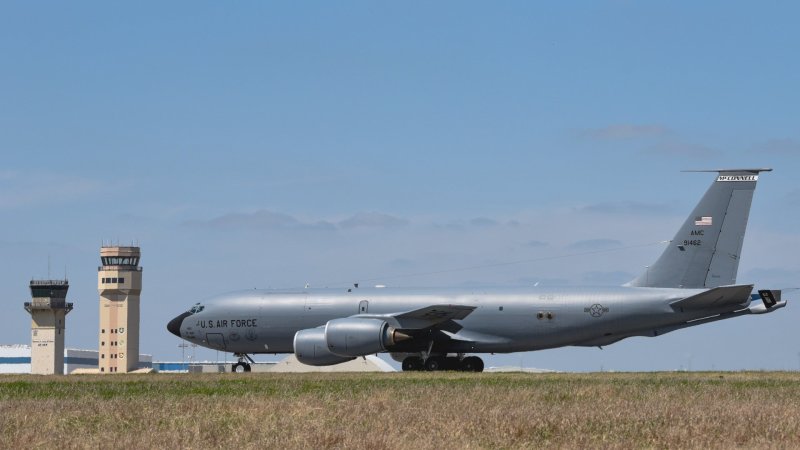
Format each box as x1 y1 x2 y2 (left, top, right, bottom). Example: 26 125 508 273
358 300 369 314
205 333 226 350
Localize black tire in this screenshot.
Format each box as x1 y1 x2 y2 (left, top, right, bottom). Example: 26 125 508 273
425 357 444 371
232 362 251 373
402 356 423 372
461 356 484 372
444 357 461 371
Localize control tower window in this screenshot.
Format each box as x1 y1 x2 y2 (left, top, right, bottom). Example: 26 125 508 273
102 257 139 266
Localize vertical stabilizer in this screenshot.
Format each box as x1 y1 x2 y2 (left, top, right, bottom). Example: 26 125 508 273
628 168 770 289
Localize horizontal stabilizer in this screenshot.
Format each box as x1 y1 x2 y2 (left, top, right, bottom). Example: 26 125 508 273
671 284 753 311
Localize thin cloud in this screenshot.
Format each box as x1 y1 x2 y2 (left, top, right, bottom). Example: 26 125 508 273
743 268 800 287
513 276 571 286
580 270 636 285
433 221 467 231
524 240 549 248
787 189 800 206
388 258 416 270
750 138 800 155
432 218 518 229
0 170 100 208
338 212 409 229
567 239 623 251
184 210 335 231
185 210 409 231
745 267 800 279
581 124 669 141
644 141 721 158
578 201 670 215
470 217 499 227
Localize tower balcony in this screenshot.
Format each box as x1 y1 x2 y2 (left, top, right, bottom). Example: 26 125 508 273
97 265 143 272
24 299 74 313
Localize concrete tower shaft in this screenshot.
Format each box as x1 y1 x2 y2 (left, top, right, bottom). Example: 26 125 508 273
98 246 142 373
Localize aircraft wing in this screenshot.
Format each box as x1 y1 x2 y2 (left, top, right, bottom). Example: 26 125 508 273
670 284 753 311
357 304 477 330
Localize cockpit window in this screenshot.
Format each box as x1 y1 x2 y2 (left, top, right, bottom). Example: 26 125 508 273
189 303 205 314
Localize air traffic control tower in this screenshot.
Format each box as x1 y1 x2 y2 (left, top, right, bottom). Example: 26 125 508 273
23 279 73 375
97 246 142 373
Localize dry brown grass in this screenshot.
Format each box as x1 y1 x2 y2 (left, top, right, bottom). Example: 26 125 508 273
1 371 799 449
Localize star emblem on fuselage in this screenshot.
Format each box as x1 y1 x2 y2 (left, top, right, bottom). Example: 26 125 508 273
585 304 609 317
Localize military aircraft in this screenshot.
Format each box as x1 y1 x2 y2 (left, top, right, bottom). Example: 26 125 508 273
168 168 787 372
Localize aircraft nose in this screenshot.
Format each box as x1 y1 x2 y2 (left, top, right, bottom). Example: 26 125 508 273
167 311 191 337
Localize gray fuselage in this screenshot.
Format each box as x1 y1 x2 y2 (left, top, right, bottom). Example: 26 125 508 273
174 285 746 355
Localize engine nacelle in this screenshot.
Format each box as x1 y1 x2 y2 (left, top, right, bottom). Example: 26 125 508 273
293 328 355 366
325 318 409 357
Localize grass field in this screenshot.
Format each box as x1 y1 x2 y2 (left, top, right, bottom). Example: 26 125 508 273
1 371 799 449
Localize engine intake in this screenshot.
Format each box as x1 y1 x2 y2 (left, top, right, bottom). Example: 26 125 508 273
293 328 355 366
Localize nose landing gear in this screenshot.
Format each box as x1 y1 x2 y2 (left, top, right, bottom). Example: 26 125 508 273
231 353 254 373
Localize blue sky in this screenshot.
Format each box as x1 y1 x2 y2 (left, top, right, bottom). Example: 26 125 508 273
1 2 798 371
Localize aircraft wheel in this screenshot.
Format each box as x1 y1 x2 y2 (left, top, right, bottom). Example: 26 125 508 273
232 362 251 373
425 357 444 371
444 357 461 371
402 356 424 371
461 356 484 372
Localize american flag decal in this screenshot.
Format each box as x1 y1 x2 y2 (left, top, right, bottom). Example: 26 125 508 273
694 216 712 226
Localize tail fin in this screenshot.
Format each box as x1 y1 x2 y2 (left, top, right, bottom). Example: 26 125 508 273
628 168 771 289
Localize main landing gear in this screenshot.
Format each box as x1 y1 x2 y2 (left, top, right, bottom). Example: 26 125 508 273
402 355 484 372
231 353 255 373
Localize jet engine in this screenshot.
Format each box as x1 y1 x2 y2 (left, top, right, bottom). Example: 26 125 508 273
324 318 410 357
293 328 355 366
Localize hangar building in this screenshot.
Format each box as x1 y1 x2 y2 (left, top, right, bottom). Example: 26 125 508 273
0 345 152 374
